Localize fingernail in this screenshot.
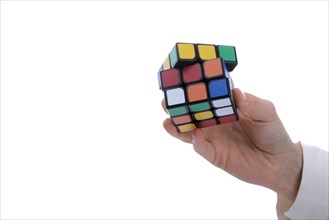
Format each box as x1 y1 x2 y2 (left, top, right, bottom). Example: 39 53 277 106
191 134 196 144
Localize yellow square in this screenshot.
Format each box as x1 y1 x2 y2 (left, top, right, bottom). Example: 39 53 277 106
194 111 214 121
177 123 196 132
162 56 171 70
177 43 196 60
198 45 216 60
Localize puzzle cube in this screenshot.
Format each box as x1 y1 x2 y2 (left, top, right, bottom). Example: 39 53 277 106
158 42 239 132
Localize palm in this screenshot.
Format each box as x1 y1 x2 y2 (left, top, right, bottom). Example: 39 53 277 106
162 89 301 201
198 115 292 189
163 96 294 189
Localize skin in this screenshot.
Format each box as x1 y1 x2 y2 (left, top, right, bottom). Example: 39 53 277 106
162 88 303 203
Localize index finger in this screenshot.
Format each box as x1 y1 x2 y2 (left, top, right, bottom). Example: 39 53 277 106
161 99 168 114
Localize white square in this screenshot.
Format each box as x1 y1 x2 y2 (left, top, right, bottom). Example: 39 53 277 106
211 98 231 108
214 106 234 117
166 88 186 106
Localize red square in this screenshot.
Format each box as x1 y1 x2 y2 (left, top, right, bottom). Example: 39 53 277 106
198 118 217 128
182 63 202 83
219 115 237 124
161 69 181 89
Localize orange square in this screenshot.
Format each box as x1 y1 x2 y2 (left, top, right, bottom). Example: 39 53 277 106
203 58 224 78
187 83 208 102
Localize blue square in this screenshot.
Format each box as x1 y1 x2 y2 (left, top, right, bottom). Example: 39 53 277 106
208 79 229 98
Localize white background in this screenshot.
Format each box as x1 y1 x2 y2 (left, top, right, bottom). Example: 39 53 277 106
1 1 328 219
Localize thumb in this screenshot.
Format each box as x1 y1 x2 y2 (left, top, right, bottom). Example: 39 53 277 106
233 88 278 122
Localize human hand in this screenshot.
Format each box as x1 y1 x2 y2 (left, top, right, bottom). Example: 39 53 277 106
162 88 303 202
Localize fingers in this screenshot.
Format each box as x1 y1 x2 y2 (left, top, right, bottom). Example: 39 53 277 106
161 99 167 114
233 88 278 122
163 118 193 143
192 129 217 164
162 99 192 143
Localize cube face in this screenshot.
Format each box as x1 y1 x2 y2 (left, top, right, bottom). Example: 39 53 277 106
198 118 217 128
167 106 188 117
158 42 239 132
187 83 208 102
177 123 196 132
208 78 229 98
197 44 217 61
189 101 211 112
182 63 202 83
162 56 171 70
172 115 192 125
217 45 236 62
203 58 224 79
211 97 232 108
177 43 196 60
169 43 197 69
160 68 181 89
217 45 238 71
194 111 214 121
165 88 186 106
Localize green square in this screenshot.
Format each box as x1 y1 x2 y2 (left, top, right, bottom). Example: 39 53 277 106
168 106 188 117
218 45 236 62
189 102 211 112
169 45 178 68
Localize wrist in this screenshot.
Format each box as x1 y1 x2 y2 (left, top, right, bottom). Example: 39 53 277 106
275 142 303 202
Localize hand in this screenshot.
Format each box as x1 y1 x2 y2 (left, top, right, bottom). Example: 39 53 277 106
162 88 303 202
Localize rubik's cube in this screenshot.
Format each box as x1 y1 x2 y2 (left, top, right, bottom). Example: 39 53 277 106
158 42 239 132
